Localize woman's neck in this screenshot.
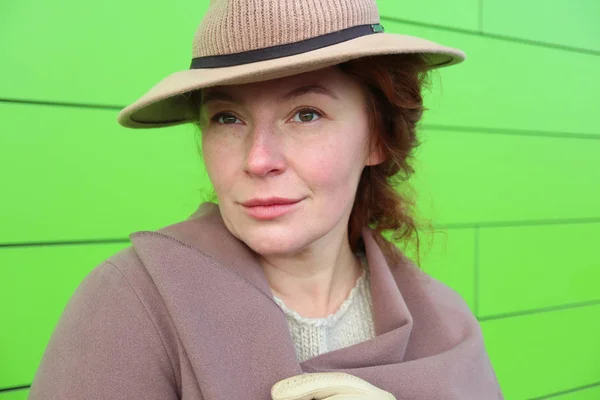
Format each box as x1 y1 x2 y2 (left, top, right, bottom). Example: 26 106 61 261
262 239 364 319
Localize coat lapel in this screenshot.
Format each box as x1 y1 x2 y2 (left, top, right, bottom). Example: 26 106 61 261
128 202 500 399
129 203 301 399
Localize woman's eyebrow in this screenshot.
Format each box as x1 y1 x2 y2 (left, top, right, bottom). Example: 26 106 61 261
201 84 339 106
281 84 340 102
201 91 237 106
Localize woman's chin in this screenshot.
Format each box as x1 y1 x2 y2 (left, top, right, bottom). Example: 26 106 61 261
245 238 305 257
239 229 312 257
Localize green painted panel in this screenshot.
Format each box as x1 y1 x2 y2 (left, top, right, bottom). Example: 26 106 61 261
483 0 600 52
411 128 600 225
401 228 476 311
380 20 600 138
478 223 600 316
0 244 128 389
0 103 210 244
0 389 29 400
554 384 600 399
481 305 600 399
0 0 210 105
376 0 480 31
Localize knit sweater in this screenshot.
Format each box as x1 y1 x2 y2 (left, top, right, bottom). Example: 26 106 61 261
272 256 376 363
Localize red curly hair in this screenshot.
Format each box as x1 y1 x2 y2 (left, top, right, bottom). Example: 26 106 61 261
337 53 437 267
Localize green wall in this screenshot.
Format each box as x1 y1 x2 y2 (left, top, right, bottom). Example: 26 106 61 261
1 1 599 399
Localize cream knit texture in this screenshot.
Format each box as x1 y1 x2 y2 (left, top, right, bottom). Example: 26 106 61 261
193 0 380 57
273 256 375 363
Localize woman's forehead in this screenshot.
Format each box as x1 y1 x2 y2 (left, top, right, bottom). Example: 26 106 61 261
202 67 348 106
206 66 344 93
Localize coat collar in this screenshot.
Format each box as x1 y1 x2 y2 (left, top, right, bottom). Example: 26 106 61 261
167 202 411 339
127 202 500 399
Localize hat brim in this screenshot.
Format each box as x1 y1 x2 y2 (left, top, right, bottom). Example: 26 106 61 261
117 32 466 129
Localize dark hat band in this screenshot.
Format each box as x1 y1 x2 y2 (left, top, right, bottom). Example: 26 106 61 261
190 23 385 69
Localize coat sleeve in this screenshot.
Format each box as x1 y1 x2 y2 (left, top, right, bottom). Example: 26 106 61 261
28 261 179 400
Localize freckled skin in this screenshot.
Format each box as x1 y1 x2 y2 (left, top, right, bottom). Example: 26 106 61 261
199 66 384 313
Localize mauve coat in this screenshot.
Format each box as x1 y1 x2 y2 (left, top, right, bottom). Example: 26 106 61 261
29 202 503 399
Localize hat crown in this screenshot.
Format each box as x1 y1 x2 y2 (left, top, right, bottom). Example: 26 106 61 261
193 0 380 58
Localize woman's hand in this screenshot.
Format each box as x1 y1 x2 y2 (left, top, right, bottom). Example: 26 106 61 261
271 372 396 400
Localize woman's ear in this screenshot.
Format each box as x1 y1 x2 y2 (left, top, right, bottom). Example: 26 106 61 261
365 142 386 166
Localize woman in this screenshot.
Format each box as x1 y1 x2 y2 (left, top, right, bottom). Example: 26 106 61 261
29 0 503 399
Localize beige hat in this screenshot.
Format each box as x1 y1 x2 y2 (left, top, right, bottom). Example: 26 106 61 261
117 0 466 129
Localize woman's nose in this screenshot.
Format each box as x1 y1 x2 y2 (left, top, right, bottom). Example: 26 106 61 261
244 128 287 177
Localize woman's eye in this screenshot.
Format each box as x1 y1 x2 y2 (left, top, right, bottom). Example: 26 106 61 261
210 109 321 125
211 113 241 125
292 109 322 123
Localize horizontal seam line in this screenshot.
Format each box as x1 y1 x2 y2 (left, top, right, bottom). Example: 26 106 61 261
0 385 31 393
0 97 123 110
527 381 600 399
436 218 600 229
422 123 600 140
0 238 131 248
380 15 600 56
478 299 600 321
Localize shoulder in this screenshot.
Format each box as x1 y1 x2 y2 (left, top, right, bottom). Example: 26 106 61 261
29 254 180 398
391 252 477 324
63 251 146 310
385 255 489 362
72 247 178 348
103 245 181 344
78 245 182 374
421 269 472 315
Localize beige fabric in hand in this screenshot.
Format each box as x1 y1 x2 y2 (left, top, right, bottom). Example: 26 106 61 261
271 372 396 400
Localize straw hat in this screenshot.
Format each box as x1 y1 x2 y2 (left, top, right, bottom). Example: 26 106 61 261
117 0 466 129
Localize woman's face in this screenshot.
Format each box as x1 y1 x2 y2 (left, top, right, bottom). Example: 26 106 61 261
199 66 383 256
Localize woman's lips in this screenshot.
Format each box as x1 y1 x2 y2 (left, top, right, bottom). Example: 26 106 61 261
241 198 303 220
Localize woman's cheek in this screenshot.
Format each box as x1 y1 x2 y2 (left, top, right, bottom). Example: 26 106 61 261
202 140 231 189
302 152 350 189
